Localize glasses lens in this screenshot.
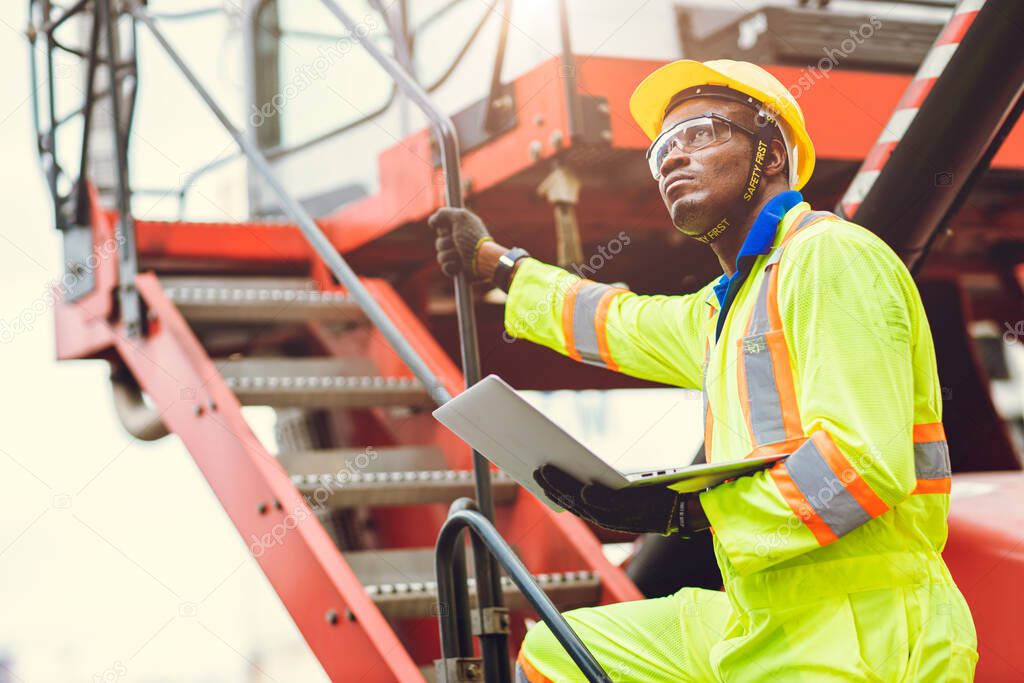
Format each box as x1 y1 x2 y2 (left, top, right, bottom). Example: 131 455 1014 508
649 116 734 179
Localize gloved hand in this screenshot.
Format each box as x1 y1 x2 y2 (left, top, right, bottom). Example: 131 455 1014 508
533 464 684 536
428 207 494 280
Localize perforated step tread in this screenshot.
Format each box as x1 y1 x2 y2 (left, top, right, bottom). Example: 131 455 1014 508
160 275 367 324
215 357 432 408
345 548 601 620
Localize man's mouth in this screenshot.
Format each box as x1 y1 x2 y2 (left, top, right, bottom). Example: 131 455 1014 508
664 174 696 199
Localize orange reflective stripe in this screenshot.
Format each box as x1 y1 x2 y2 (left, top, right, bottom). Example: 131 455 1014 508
593 288 620 371
765 259 784 330
770 464 839 546
747 436 807 459
812 431 890 518
766 329 803 440
913 477 951 494
913 422 946 442
780 210 812 244
516 651 554 683
561 280 586 362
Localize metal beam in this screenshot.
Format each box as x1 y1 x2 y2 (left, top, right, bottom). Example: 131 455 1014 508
837 0 1024 270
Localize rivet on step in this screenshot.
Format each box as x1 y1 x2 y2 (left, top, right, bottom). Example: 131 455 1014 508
345 608 355 622
193 404 204 417
207 400 216 412
257 502 269 515
325 609 339 625
274 499 282 511
528 140 542 161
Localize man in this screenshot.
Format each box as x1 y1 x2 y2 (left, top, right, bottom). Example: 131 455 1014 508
430 60 977 681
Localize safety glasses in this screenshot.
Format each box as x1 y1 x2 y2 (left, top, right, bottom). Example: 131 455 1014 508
646 112 757 181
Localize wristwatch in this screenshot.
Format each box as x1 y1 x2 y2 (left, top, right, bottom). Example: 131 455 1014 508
492 247 531 292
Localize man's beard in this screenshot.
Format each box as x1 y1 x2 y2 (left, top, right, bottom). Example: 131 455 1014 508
670 195 720 238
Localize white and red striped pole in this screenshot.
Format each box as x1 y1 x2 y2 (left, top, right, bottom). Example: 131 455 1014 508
839 0 986 219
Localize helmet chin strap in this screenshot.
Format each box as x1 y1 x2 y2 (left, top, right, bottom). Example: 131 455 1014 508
676 111 778 245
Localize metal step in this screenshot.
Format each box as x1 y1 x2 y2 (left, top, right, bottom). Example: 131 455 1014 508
345 548 601 620
292 468 517 508
279 445 449 475
160 276 367 324
215 357 433 408
283 446 518 507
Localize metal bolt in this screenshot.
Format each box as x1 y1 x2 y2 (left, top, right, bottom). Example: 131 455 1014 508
193 404 204 417
257 502 269 515
207 399 217 412
528 140 542 161
345 608 356 622
274 499 283 511
533 113 545 127
549 129 564 148
326 609 339 625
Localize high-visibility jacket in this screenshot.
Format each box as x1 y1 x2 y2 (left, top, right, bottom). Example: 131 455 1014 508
504 201 968 612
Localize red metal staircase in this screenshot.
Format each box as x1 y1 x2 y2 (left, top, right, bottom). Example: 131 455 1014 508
54 183 639 680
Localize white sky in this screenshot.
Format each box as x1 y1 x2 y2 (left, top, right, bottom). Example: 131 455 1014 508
0 3 704 681
0 4 325 681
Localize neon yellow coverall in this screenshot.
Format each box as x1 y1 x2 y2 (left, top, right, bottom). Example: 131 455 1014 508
508 202 978 682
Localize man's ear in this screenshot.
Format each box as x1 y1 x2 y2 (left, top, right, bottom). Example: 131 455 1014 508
764 137 788 179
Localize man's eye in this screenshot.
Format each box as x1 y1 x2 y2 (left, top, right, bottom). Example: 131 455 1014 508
688 127 712 145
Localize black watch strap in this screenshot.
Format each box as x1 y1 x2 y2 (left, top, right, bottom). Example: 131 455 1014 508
678 493 711 535
492 247 530 292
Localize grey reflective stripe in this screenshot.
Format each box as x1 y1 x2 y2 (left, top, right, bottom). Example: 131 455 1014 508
748 276 773 335
764 211 835 269
741 210 837 444
914 440 951 479
743 333 787 444
793 210 835 233
571 282 616 367
785 437 872 538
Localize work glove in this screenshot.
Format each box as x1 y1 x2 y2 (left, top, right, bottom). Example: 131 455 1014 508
533 464 684 536
428 207 494 280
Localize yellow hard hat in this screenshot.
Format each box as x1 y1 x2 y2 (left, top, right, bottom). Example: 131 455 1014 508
629 59 815 190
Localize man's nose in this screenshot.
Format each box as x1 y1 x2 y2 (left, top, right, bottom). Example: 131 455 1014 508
659 143 690 181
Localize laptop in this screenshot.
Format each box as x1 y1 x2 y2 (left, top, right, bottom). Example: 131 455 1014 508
432 374 788 511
